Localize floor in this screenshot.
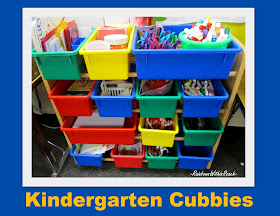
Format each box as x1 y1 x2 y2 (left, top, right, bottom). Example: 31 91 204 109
32 113 245 178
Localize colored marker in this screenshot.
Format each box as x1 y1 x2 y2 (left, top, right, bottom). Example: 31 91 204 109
225 27 230 34
186 85 198 96
204 80 209 96
203 28 208 37
202 16 212 27
215 23 221 38
212 29 217 42
208 80 216 96
217 27 228 42
203 21 216 42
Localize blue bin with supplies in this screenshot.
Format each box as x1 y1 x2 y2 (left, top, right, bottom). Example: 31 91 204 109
131 25 242 79
179 80 229 117
72 38 86 51
70 144 103 167
90 78 136 117
177 141 214 170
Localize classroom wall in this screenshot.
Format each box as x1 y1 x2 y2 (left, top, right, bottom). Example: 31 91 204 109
223 22 245 45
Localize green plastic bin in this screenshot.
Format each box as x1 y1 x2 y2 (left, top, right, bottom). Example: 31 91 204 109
181 114 224 146
32 28 96 80
178 31 233 49
135 80 181 117
145 145 179 169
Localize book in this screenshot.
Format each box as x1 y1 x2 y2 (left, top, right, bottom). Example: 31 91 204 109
66 78 94 95
41 28 57 52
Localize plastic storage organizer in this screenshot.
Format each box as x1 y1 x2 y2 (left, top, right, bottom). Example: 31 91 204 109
138 114 179 147
90 79 136 117
135 80 181 118
32 28 96 80
48 80 96 116
60 113 138 145
177 141 214 170
131 25 242 79
181 114 224 146
179 80 229 118
145 145 179 169
70 144 103 167
79 26 135 80
110 145 145 168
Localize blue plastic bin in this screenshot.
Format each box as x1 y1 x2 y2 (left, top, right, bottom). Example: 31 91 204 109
179 80 229 117
90 79 136 117
72 38 85 51
131 25 242 79
177 141 214 170
70 144 103 167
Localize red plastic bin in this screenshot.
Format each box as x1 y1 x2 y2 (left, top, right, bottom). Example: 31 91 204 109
48 80 96 116
60 113 138 144
110 145 145 168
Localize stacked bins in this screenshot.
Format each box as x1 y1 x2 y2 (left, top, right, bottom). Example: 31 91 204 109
138 114 179 148
39 23 242 170
145 145 179 169
91 79 136 117
136 80 181 118
179 80 229 118
131 25 240 170
177 141 214 170
49 80 96 116
32 28 96 80
132 25 242 79
60 113 138 145
79 26 135 80
111 145 145 168
70 144 103 167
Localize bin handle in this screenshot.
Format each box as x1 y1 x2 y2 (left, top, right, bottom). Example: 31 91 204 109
217 101 223 108
223 54 227 64
69 56 73 65
87 56 91 64
186 100 190 108
35 57 41 66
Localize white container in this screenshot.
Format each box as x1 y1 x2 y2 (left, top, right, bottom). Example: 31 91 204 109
85 40 110 50
104 34 129 49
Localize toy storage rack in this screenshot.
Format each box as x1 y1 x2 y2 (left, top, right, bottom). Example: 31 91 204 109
35 35 245 169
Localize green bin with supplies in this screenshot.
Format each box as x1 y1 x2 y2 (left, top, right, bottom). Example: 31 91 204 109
135 79 181 118
181 114 224 146
32 28 96 80
145 145 179 169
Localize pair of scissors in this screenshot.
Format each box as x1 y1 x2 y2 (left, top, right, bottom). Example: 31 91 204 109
151 39 160 49
138 40 152 49
170 39 180 49
166 30 172 35
159 31 166 39
159 40 170 49
151 39 170 49
159 31 176 43
138 34 153 49
165 32 176 42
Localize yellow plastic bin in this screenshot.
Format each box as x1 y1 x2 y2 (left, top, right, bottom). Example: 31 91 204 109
79 26 135 80
138 114 179 147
